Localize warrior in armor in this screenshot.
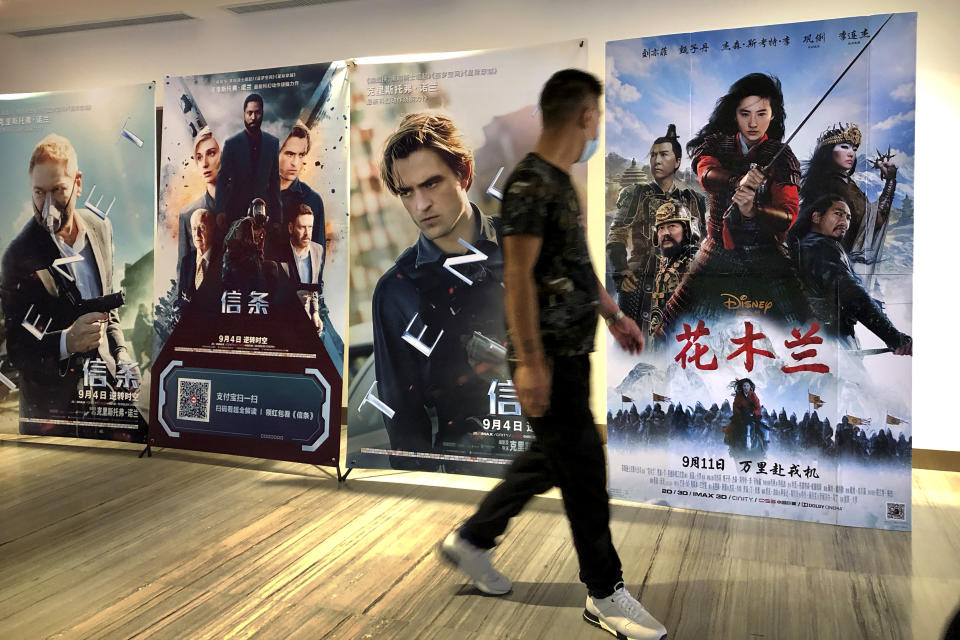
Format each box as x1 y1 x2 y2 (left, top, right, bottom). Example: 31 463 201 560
787 193 911 354
607 124 705 330
722 378 766 456
659 73 811 333
800 123 898 289
647 201 699 344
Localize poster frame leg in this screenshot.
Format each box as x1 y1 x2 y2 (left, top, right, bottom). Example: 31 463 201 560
138 444 152 458
337 465 352 483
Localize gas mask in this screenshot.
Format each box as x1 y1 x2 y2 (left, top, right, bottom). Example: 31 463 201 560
34 181 76 234
248 198 268 253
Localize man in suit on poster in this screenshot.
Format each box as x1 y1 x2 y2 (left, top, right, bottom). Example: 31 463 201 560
0 133 137 418
371 112 506 471
276 203 324 331
278 123 325 244
215 93 281 235
177 208 221 302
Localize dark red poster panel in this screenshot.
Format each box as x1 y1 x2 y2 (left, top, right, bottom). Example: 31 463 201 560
149 63 348 465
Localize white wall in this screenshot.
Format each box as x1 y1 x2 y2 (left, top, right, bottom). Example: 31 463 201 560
0 0 955 451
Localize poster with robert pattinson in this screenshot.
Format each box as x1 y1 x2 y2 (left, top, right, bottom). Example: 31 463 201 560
0 84 155 443
149 63 347 465
604 13 915 529
345 40 587 475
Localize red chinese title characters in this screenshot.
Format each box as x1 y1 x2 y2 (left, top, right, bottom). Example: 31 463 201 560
674 320 831 374
674 320 718 370
781 322 830 374
727 321 774 372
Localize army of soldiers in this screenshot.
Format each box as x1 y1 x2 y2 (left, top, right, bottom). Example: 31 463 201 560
606 401 911 465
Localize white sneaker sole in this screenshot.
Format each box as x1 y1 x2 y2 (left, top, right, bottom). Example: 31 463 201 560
436 539 511 596
582 608 666 640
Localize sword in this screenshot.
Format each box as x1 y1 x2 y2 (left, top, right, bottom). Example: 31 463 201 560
845 347 893 356
725 13 897 222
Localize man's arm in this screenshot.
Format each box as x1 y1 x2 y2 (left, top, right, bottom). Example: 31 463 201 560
607 187 636 291
268 139 282 222
810 238 911 354
214 140 235 218
371 274 434 450
834 261 911 354
596 277 644 355
177 206 196 274
97 219 136 372
0 266 64 382
309 191 327 281
503 234 549 418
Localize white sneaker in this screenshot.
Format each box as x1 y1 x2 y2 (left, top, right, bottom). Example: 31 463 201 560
584 582 667 640
438 530 512 595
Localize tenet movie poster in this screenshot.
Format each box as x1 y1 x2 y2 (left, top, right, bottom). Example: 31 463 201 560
346 41 586 475
0 84 155 443
604 13 915 529
150 64 348 465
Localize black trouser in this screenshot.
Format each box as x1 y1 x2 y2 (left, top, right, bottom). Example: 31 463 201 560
460 354 623 598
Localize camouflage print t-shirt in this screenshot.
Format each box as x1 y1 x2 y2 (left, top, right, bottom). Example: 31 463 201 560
500 152 598 357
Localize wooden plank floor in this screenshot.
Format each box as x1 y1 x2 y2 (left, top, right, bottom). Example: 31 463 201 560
0 430 958 640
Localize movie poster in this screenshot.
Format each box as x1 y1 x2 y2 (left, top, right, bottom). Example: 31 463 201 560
346 41 587 475
0 84 155 443
604 13 915 529
150 64 347 465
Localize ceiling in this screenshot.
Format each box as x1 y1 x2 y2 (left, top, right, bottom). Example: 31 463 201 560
0 0 355 37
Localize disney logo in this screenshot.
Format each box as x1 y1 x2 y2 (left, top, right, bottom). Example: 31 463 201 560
721 293 773 313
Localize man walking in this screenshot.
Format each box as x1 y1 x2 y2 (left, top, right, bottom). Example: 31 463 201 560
439 69 668 640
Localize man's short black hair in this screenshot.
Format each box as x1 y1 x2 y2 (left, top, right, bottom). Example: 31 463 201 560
243 93 264 111
804 192 851 220
651 136 682 161
539 69 603 129
787 192 851 251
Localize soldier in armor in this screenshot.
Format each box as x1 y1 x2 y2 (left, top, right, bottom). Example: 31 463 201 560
647 201 699 343
660 73 811 330
800 123 898 287
787 193 911 354
607 124 705 328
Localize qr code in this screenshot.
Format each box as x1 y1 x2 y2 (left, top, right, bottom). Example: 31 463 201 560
886 502 906 521
177 378 211 422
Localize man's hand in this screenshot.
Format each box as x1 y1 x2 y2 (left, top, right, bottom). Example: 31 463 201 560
618 271 639 293
894 336 912 356
514 359 550 418
608 314 645 355
312 312 323 332
65 312 106 355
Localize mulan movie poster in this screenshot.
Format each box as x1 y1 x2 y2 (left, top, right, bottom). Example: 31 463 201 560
604 13 915 529
0 84 155 443
346 40 586 475
150 64 347 465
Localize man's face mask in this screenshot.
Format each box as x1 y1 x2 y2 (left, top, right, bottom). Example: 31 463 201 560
34 181 76 234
